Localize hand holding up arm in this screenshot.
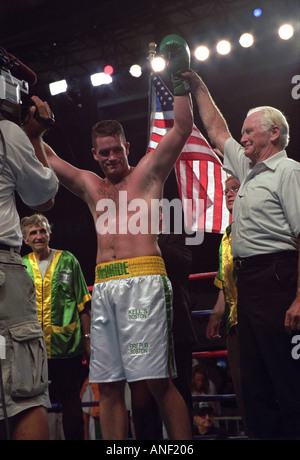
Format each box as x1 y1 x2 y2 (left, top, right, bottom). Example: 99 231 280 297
182 70 230 153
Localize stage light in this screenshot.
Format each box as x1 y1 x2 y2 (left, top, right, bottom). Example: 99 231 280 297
239 33 254 48
49 79 68 96
90 72 113 86
104 65 114 75
216 40 231 55
129 64 142 78
278 24 294 40
194 45 210 61
253 8 262 17
151 56 166 72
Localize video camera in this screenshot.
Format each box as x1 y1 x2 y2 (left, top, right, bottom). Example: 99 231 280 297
0 47 37 124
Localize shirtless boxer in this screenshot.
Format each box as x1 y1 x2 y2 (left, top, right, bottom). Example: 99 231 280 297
42 35 193 440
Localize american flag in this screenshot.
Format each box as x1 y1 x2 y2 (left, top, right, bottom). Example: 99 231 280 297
147 73 231 234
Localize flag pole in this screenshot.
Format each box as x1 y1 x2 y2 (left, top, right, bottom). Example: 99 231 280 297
146 42 157 149
148 41 157 61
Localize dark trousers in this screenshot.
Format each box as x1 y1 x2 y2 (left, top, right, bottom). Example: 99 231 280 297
236 251 300 439
173 341 193 426
48 355 84 440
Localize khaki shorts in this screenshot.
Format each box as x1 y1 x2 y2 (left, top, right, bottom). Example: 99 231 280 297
89 256 176 383
0 249 50 420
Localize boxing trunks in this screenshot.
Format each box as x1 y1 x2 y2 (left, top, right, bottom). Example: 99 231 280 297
89 256 176 383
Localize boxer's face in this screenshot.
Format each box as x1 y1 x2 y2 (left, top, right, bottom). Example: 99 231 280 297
92 135 130 182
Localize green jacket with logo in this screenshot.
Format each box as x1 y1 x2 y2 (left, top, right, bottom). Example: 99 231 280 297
23 250 91 359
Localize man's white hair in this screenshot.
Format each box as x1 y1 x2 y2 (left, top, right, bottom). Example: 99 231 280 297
247 106 290 149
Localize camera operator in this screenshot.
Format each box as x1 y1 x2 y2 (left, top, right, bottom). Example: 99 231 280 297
0 63 58 439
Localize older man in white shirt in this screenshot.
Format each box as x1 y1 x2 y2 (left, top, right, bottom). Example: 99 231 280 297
183 70 300 440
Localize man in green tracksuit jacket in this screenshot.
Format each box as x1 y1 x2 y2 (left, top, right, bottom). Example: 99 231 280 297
21 213 91 440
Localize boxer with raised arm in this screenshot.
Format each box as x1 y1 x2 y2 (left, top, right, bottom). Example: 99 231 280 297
43 35 193 439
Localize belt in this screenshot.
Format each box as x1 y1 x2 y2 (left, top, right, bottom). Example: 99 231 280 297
95 256 167 283
234 250 298 270
0 243 20 254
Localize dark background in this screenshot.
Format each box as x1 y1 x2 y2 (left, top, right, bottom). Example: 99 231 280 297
1 0 299 349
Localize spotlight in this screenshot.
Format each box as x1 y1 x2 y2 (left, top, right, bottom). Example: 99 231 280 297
90 72 113 86
194 45 210 61
216 40 231 55
278 24 294 40
151 56 166 72
239 33 254 48
129 64 142 78
253 8 262 17
104 65 114 75
49 79 68 96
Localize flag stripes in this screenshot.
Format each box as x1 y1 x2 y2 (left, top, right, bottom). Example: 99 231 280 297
147 73 230 234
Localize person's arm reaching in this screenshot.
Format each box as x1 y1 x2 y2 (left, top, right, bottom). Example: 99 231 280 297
146 35 193 180
150 92 193 180
182 70 231 153
22 95 58 211
23 99 94 204
22 95 55 169
42 141 94 204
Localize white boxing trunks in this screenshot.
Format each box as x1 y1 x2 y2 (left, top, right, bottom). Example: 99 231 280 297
89 256 176 383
